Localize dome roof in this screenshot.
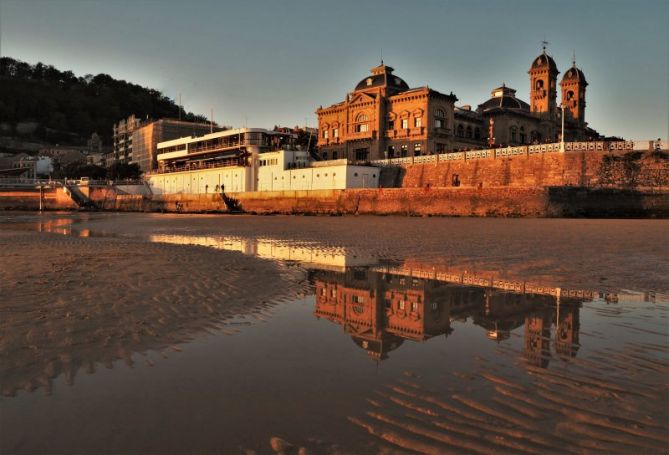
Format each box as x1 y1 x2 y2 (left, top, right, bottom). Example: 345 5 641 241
530 51 558 73
477 84 530 112
354 63 410 93
562 65 587 84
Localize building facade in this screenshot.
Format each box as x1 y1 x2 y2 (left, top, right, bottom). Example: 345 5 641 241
147 128 379 195
112 115 219 172
317 48 600 161
316 63 458 162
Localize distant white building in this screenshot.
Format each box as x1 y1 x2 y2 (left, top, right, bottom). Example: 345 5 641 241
147 128 379 195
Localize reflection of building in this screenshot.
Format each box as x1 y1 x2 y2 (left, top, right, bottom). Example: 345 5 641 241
313 268 458 360
312 266 585 367
316 47 600 161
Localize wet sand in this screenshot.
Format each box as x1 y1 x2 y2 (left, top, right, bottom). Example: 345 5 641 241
1 213 667 454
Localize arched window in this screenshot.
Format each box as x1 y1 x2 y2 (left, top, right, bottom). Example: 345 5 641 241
474 128 481 140
435 109 445 118
355 113 369 133
466 126 473 138
567 90 574 100
519 126 526 144
510 126 518 143
535 80 544 91
457 124 464 137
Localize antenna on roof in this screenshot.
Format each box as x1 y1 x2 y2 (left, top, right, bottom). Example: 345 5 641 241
572 49 576 66
542 37 549 52
380 47 383 65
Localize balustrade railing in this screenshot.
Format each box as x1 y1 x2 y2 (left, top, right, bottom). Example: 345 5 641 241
371 141 639 167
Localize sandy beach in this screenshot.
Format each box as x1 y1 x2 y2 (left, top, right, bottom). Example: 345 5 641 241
1 213 667 454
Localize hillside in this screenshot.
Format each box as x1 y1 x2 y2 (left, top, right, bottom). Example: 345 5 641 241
0 57 209 147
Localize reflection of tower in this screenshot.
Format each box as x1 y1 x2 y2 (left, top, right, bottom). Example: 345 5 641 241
524 309 552 368
555 304 581 358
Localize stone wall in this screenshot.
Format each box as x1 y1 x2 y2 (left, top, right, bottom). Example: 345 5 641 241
0 188 77 211
386 150 669 189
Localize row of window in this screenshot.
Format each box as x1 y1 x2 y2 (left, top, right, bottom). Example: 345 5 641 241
322 109 455 138
456 125 482 139
258 158 278 167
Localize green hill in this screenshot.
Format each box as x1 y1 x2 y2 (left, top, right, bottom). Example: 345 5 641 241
0 57 209 146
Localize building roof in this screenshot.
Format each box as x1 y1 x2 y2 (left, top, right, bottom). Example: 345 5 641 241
530 49 559 73
477 84 530 112
562 65 587 85
354 63 410 94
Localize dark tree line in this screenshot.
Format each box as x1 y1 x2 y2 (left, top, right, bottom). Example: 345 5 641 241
0 57 209 145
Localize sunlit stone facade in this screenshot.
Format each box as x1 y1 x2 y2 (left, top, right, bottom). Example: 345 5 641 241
317 49 599 160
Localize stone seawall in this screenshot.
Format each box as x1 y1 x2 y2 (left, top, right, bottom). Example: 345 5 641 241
0 188 78 211
86 187 668 218
384 150 669 189
2 186 667 217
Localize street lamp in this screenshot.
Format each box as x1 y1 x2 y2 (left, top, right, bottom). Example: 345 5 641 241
560 103 566 152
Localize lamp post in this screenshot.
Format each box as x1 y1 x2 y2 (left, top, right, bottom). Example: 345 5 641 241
560 104 565 152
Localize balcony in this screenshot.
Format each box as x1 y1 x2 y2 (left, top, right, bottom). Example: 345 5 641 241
348 130 376 140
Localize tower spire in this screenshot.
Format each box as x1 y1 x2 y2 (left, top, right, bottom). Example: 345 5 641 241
572 50 576 67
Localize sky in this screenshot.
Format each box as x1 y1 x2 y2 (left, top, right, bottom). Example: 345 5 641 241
1 0 668 140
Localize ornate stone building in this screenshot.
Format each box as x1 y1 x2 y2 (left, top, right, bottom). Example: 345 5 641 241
317 47 599 160
316 63 457 161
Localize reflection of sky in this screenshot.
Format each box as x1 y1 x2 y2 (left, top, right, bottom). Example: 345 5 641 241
2 0 667 139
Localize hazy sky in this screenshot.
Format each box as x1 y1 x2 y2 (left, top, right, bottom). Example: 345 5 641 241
1 0 668 139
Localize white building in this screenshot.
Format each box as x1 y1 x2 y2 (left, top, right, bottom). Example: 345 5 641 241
147 128 379 195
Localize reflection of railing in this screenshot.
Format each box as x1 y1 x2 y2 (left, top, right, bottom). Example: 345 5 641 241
372 141 638 167
371 264 596 300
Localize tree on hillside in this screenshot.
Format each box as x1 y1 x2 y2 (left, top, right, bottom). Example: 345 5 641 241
0 57 210 146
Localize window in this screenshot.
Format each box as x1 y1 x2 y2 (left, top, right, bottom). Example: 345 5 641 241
332 128 339 138
414 143 422 155
332 151 338 159
355 148 369 161
436 143 445 153
355 113 369 133
388 120 394 130
352 295 365 304
457 124 464 137
466 126 473 138
414 117 422 128
366 77 373 86
399 300 405 310
322 152 328 160
400 145 408 157
387 146 395 158
411 301 418 312
474 128 481 140
435 118 444 128
436 109 445 118
322 129 328 139
510 126 518 143
401 119 409 129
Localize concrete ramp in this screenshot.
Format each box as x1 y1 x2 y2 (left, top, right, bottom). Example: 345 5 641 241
64 185 96 209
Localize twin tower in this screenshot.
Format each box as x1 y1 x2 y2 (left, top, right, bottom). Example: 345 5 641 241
529 47 587 125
